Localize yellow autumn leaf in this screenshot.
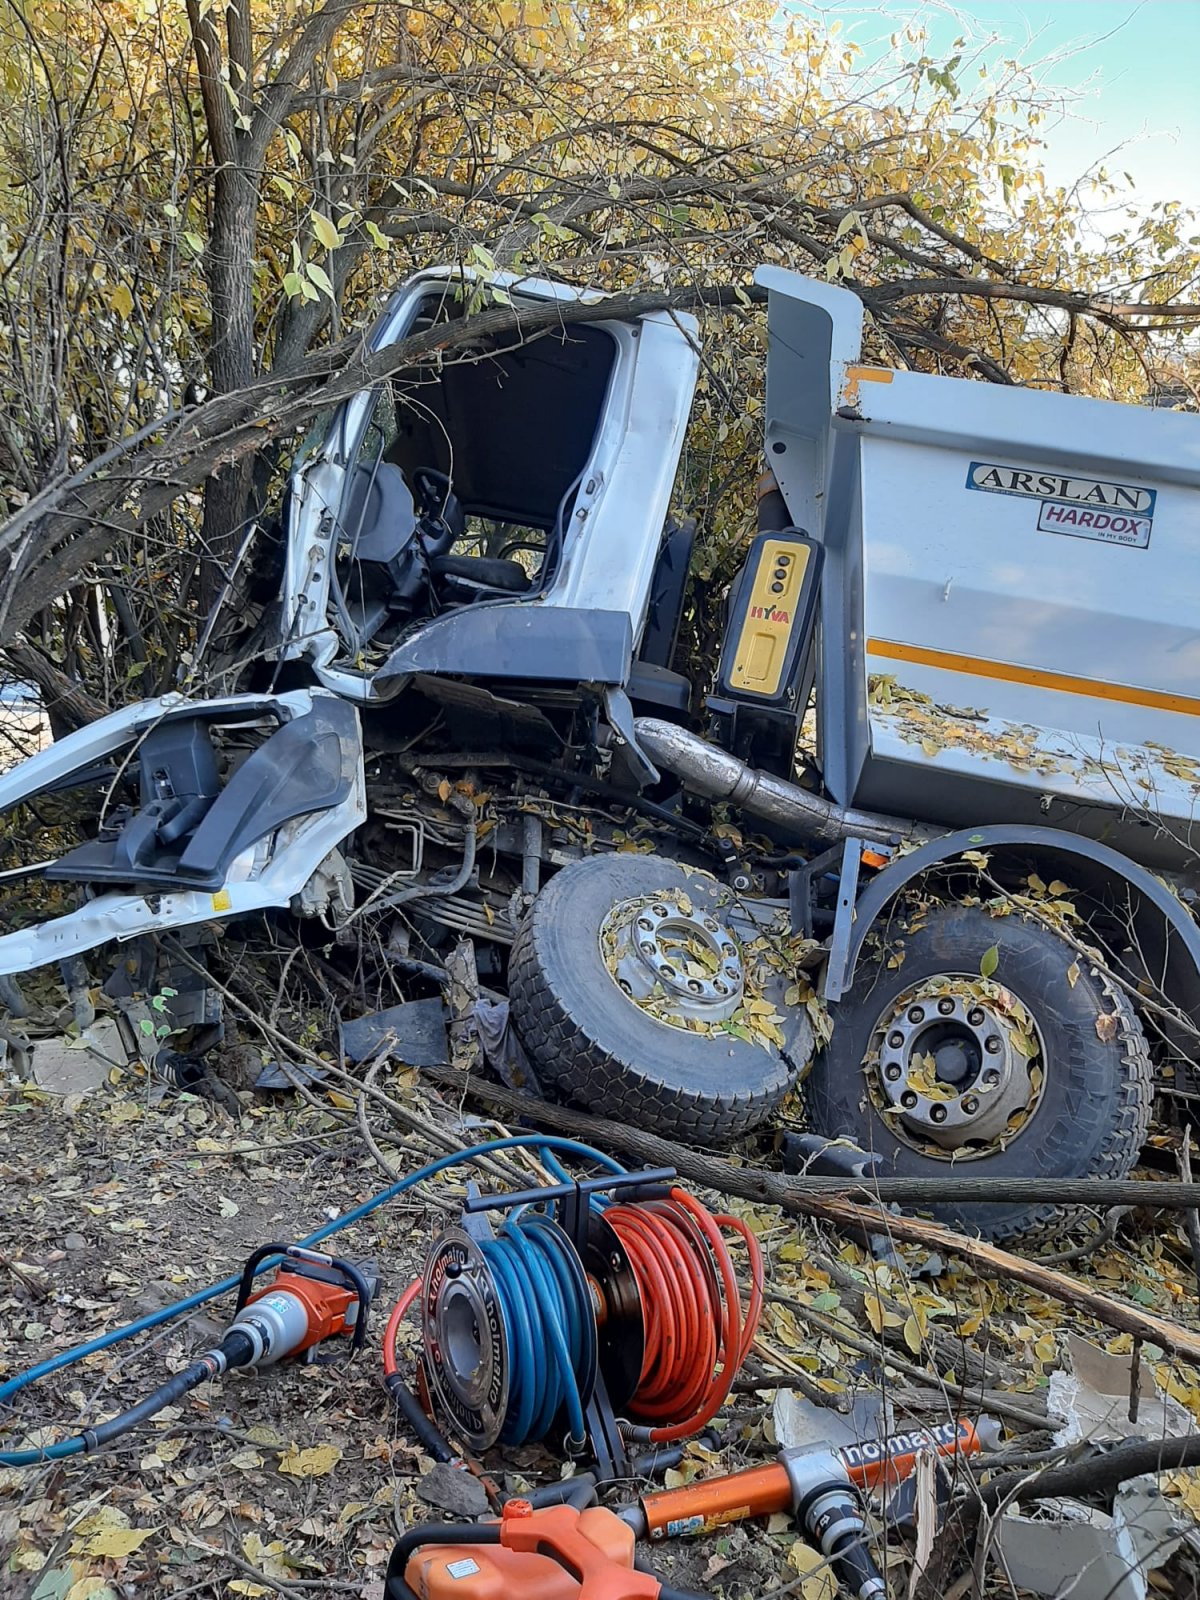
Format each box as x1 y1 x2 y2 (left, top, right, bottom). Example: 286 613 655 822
863 1292 904 1335
242 1533 294 1579
787 1538 837 1598
311 211 341 250
278 1443 343 1478
66 1581 119 1600
81 1526 153 1559
108 283 134 318
902 1315 923 1354
1033 1333 1058 1363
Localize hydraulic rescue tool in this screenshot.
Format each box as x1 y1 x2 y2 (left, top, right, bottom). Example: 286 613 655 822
618 1421 987 1600
382 1168 763 1481
0 1244 374 1464
385 1500 710 1600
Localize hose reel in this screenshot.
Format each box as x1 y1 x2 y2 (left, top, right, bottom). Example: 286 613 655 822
416 1167 763 1477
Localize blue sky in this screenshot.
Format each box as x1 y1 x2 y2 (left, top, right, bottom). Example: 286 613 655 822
816 1 1199 213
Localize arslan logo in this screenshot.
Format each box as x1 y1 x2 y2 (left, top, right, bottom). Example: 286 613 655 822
965 460 1156 550
750 605 791 623
965 461 1155 514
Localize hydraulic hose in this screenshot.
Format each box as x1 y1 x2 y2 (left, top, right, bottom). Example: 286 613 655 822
610 1189 762 1444
0 1135 624 1468
382 1279 453 1463
481 1214 592 1448
384 1186 763 1456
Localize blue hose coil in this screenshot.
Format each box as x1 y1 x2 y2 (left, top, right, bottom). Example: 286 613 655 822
0 1135 624 1467
482 1213 592 1448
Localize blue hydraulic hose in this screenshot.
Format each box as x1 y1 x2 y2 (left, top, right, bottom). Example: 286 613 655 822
0 1135 624 1467
480 1213 592 1449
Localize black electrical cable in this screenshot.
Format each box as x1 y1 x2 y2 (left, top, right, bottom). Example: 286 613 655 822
382 1373 455 1463
48 1330 255 1458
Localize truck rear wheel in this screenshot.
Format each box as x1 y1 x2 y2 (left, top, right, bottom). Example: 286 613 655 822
804 903 1152 1242
508 853 811 1146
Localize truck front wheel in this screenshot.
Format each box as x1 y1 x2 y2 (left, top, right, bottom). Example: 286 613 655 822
508 853 811 1147
804 903 1152 1242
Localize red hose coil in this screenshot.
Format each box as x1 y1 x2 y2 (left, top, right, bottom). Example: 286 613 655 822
604 1187 762 1442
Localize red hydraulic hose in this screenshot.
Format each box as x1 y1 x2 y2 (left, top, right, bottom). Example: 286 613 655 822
383 1277 423 1377
605 1188 763 1442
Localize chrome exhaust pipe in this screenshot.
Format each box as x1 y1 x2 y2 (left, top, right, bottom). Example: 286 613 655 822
633 718 932 847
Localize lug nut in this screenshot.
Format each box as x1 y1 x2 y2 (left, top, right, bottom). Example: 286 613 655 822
967 1007 986 1026
938 997 955 1015
885 1064 902 1081
982 1068 1001 1086
888 1030 905 1049
908 1006 925 1023
962 1097 979 1114
984 1035 1002 1054
687 979 702 993
900 1090 918 1109
930 1104 947 1123
637 916 654 932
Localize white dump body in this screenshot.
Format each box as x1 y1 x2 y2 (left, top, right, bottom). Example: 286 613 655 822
756 267 1200 869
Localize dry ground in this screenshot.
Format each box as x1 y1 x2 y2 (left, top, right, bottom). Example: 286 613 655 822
3 1065 1200 1600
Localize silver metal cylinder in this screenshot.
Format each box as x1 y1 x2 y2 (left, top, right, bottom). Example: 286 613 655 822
225 1289 310 1366
633 718 934 847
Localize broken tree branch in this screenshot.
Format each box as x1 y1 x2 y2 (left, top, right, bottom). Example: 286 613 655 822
980 1433 1200 1511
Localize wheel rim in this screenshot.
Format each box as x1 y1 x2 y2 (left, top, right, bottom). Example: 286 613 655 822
600 893 745 1027
868 976 1045 1159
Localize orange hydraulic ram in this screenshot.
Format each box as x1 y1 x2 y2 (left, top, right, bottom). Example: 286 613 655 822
622 1419 984 1541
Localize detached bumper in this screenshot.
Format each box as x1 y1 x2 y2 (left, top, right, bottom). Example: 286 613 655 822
0 689 365 978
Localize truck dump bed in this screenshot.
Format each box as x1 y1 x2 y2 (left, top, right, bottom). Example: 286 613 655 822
757 267 1200 872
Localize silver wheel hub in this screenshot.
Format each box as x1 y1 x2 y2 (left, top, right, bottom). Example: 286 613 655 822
602 895 745 1023
875 986 1040 1152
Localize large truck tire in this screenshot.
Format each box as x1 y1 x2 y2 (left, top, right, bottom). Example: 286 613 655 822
805 903 1153 1242
508 854 809 1147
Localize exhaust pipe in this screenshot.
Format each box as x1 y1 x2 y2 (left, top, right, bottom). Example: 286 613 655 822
633 718 933 848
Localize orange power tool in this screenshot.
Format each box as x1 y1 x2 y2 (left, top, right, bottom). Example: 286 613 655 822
618 1420 984 1600
385 1500 712 1600
622 1418 983 1542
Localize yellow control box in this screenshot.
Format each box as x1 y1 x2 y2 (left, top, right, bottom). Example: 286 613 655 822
724 535 816 701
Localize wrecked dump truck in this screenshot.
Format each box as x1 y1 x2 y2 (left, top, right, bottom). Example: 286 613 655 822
1 263 1199 1242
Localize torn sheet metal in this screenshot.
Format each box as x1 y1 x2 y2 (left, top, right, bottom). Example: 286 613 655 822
341 997 449 1067
994 1334 1196 1600
0 689 365 978
1049 1333 1194 1447
994 1478 1188 1600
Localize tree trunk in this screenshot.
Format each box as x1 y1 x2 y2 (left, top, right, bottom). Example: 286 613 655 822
198 164 259 623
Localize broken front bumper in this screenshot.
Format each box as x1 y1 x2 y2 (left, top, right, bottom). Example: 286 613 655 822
0 689 365 978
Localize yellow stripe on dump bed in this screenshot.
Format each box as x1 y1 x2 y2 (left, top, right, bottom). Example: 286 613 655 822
867 638 1200 719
